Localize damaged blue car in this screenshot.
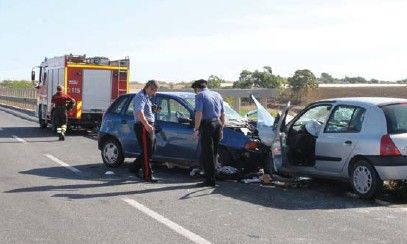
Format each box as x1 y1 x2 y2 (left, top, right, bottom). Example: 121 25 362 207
98 92 272 172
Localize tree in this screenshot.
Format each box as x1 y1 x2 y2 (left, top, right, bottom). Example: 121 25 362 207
207 75 223 89
287 69 318 103
319 72 335 83
233 66 284 89
344 76 367 83
233 70 253 88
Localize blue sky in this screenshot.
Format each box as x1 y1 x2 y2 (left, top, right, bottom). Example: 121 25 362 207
1 0 406 82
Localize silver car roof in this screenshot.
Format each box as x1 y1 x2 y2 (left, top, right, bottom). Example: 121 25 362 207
319 97 407 106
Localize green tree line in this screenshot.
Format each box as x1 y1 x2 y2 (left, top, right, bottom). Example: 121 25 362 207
0 80 33 88
3 69 407 104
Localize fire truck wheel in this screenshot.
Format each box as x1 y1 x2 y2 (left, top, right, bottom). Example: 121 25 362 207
101 138 124 168
38 106 47 129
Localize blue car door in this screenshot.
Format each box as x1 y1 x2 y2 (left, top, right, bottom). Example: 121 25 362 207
100 95 130 146
154 96 198 163
119 95 140 156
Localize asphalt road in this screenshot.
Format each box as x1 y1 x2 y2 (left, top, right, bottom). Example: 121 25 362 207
1 106 407 244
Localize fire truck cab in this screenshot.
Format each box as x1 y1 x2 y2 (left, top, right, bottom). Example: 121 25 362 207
31 54 129 130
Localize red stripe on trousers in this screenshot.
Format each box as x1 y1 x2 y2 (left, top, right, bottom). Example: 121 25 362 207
141 127 149 179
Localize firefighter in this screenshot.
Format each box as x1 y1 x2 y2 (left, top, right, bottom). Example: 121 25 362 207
192 79 225 187
51 85 75 141
131 80 160 182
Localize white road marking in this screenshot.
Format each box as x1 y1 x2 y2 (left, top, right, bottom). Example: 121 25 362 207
122 198 212 244
44 154 81 174
12 135 26 143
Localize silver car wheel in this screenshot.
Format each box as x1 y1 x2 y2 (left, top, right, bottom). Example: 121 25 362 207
353 165 372 194
103 142 118 164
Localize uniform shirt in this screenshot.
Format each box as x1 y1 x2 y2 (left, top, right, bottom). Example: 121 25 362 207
195 88 224 120
51 91 75 107
133 89 155 123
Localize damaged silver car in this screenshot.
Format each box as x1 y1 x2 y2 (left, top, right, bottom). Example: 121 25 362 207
268 97 407 198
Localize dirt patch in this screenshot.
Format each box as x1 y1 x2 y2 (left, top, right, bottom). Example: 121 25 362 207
304 86 407 104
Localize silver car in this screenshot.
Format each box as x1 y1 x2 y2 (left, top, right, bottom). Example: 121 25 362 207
264 97 407 198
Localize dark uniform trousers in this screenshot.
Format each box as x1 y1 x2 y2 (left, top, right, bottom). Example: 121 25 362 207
133 122 156 180
200 119 222 184
54 106 68 135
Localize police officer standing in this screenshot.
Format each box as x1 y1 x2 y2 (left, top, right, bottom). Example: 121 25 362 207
132 80 160 182
192 79 225 187
51 85 75 141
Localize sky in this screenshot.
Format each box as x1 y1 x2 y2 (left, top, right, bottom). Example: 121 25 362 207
1 0 407 82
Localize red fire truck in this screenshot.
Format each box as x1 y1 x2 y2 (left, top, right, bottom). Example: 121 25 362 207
31 54 129 130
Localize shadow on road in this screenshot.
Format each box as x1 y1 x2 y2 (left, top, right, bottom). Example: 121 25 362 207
7 162 406 210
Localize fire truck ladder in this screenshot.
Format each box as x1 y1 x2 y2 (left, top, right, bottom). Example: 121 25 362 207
117 57 129 96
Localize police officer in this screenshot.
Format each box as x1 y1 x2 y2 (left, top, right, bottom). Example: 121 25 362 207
132 80 159 182
192 79 225 187
51 85 75 141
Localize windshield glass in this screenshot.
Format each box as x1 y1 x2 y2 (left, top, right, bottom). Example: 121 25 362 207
382 103 407 134
223 102 246 122
181 94 245 123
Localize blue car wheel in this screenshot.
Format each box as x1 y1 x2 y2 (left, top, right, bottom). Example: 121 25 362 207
101 138 124 168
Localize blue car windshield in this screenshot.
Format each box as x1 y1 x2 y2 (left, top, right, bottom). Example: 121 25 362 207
223 102 246 122
179 94 245 122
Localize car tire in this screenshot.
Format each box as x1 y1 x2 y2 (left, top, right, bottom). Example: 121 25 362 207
351 159 383 199
101 138 124 168
38 106 47 129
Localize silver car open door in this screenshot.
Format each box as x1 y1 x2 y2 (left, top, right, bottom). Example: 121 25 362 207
271 102 290 173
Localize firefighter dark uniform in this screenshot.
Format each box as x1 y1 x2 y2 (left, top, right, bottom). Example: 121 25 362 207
193 80 224 186
132 88 157 181
51 88 75 141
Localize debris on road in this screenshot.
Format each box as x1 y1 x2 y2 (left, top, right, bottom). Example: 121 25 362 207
241 177 261 184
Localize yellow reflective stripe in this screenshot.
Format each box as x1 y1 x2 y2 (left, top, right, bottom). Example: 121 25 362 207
67 64 128 70
76 101 82 119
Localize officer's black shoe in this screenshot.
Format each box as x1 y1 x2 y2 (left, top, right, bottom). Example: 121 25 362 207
206 180 216 187
195 181 216 187
144 177 158 183
59 134 65 141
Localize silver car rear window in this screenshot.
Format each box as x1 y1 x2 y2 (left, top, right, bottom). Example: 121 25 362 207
381 103 407 134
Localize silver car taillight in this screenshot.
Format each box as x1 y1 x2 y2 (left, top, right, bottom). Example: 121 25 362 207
380 134 401 156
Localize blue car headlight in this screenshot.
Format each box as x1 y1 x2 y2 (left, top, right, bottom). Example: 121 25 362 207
244 139 260 151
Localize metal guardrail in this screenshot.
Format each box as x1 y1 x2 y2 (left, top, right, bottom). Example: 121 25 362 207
0 87 279 113
174 88 278 111
0 88 37 111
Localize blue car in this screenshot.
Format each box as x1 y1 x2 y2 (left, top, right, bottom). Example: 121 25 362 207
98 92 270 172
